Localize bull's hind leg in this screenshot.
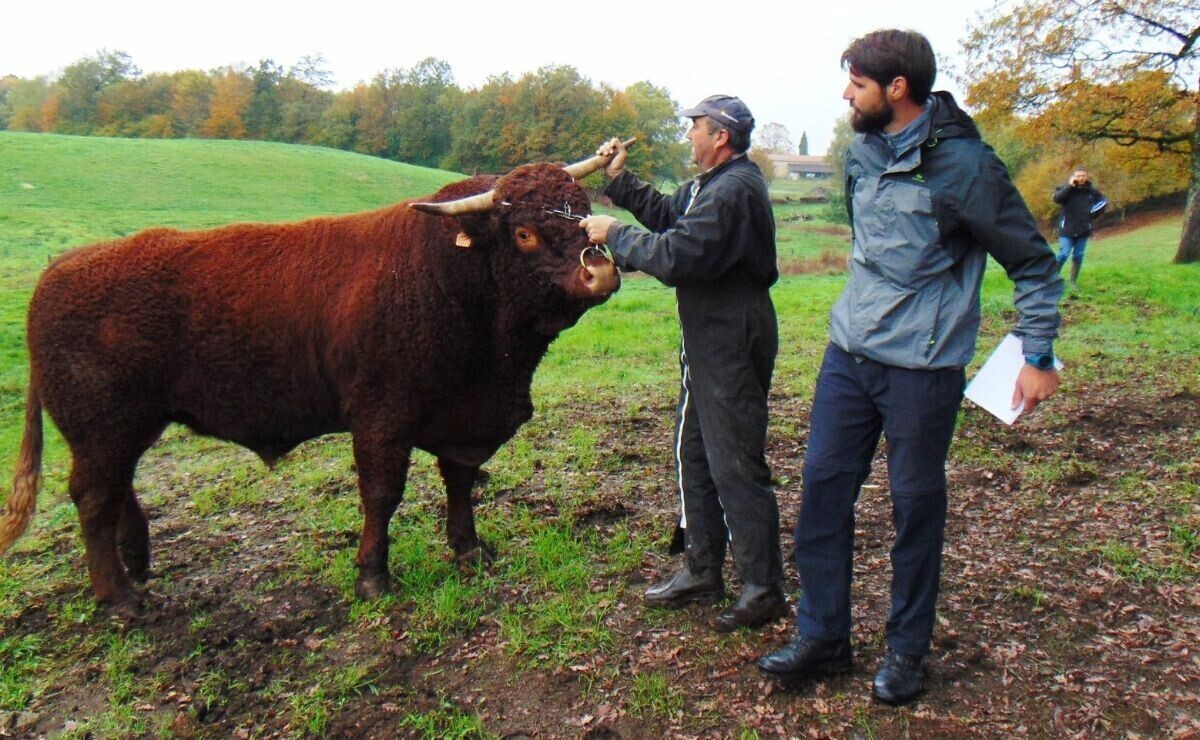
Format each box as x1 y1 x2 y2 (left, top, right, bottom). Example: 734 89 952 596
351 434 412 600
437 458 494 567
117 488 151 583
69 456 144 616
66 421 163 616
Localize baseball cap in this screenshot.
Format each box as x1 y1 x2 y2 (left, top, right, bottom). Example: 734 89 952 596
679 95 755 134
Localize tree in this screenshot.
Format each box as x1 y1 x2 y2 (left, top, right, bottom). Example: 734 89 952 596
962 0 1200 262
96 74 174 137
243 60 284 140
748 148 777 184
799 131 809 155
53 50 140 134
391 57 457 167
754 122 794 153
203 68 252 139
614 81 688 184
170 70 213 137
444 73 515 174
824 113 855 224
289 54 335 90
1 76 51 132
276 75 333 144
311 87 361 151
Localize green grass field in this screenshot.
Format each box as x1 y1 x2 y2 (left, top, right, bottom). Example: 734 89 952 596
0 132 1196 737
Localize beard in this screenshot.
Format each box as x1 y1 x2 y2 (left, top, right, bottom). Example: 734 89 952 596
850 100 894 133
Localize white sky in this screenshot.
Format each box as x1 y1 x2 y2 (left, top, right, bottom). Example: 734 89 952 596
4 0 1000 155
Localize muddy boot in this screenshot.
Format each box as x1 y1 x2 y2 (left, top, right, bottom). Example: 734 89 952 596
1069 260 1081 289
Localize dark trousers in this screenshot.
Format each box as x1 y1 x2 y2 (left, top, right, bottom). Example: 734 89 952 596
794 343 964 656
675 338 782 588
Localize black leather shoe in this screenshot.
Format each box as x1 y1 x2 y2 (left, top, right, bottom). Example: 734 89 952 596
758 635 853 681
644 568 724 608
713 583 788 633
872 649 924 705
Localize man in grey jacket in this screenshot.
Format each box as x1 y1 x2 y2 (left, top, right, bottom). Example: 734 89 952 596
758 30 1063 704
580 95 785 633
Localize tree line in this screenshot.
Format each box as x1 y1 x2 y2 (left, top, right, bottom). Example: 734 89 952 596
0 51 691 185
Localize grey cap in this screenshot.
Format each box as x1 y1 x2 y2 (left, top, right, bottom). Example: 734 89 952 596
679 94 755 134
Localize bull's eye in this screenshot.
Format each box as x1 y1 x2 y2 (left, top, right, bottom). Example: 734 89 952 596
514 226 541 253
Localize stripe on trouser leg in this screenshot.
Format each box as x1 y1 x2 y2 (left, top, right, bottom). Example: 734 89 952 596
675 341 689 530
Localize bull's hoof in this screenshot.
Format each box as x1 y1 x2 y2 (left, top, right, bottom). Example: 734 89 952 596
354 572 391 601
454 541 496 571
99 596 144 622
125 563 151 584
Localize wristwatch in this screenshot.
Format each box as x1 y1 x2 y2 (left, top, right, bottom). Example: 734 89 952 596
1025 353 1054 370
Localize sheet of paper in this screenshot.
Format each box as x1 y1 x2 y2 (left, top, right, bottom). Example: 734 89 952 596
964 334 1061 425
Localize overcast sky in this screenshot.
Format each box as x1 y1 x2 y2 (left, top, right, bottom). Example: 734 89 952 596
4 0 1000 156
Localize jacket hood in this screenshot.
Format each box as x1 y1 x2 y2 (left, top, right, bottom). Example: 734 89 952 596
927 91 981 142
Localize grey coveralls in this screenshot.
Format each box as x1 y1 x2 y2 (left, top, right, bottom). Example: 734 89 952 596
604 154 782 587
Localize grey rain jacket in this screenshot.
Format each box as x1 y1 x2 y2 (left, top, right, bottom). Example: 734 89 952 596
830 91 1063 369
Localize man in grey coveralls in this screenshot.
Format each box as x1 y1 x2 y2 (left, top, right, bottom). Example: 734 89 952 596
580 95 785 632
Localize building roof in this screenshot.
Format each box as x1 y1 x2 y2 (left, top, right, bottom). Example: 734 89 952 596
766 153 829 166
766 152 833 175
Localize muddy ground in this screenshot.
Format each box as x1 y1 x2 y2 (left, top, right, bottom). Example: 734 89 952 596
2 377 1197 738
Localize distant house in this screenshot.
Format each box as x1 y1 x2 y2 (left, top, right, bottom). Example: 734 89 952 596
767 153 832 180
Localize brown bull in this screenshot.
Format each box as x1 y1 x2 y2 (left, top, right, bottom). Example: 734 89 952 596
0 149 622 616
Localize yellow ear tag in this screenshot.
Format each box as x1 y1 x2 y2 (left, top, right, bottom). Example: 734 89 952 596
455 232 472 248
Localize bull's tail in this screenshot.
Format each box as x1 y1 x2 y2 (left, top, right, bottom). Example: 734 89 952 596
0 383 44 554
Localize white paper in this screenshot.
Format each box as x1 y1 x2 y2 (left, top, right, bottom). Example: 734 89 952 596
964 334 1061 425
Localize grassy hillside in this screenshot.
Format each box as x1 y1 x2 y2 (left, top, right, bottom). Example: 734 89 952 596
0 133 1196 738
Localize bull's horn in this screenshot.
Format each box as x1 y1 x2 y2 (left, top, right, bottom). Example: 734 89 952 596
562 137 638 180
410 189 496 216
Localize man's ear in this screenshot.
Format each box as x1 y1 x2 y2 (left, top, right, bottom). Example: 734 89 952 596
888 76 909 102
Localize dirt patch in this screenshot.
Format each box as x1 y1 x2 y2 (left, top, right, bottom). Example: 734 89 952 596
3 381 1198 737
796 223 851 237
780 251 848 275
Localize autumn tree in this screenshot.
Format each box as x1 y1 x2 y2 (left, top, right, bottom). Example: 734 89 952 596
203 68 253 139
748 148 777 184
0 76 51 132
170 71 214 137
962 0 1200 262
96 73 176 137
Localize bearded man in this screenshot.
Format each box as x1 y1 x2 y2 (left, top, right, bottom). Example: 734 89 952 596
758 29 1064 705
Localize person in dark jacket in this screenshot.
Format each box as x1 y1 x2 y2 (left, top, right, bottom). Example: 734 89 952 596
1053 167 1108 288
757 30 1063 705
579 95 785 633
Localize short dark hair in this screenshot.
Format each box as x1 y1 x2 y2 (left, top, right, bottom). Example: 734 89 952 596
841 29 936 104
704 117 751 154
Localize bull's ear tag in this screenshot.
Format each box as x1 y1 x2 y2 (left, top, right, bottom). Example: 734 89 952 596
455 232 472 248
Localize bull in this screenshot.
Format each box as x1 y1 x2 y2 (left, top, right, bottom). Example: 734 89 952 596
0 147 623 616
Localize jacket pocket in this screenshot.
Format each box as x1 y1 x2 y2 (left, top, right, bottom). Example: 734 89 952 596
856 180 950 290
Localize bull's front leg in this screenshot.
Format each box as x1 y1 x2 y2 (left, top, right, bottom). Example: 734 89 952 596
437 457 495 568
351 432 412 600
